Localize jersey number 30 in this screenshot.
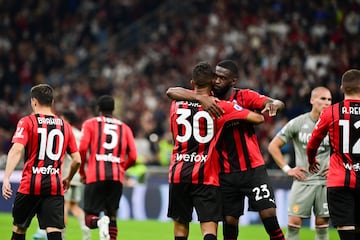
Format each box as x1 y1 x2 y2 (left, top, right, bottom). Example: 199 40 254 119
176 108 214 143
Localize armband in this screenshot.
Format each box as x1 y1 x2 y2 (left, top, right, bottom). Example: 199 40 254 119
281 165 291 173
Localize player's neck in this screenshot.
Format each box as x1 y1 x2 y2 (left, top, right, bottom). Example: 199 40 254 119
309 110 320 122
33 106 54 116
344 93 360 100
195 88 211 96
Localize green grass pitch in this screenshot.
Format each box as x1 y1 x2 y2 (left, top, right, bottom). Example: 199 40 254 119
0 212 339 239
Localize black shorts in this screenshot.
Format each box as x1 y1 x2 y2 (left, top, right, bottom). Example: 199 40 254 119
167 183 222 223
220 165 276 218
84 181 123 215
327 187 360 227
12 193 64 229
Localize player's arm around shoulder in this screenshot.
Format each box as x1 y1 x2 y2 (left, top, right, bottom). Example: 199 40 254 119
167 87 224 118
220 100 264 124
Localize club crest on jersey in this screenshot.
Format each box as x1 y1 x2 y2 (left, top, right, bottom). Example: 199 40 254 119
233 103 243 111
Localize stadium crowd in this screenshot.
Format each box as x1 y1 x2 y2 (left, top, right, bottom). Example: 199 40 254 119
0 0 359 171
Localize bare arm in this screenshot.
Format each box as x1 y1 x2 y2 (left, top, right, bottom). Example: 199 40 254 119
268 136 307 180
63 151 81 191
2 143 24 200
166 87 224 118
246 111 265 125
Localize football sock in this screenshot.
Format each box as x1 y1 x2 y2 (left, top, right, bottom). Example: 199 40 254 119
286 226 299 240
338 230 356 240
175 237 187 240
77 213 87 228
85 214 100 229
11 232 25 240
109 219 118 240
262 216 285 240
47 231 62 240
315 227 328 240
223 222 238 240
204 233 217 240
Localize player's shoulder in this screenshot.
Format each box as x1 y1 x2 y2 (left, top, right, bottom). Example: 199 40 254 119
218 99 245 112
286 113 309 129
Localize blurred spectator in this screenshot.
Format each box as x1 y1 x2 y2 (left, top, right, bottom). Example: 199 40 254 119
0 0 359 178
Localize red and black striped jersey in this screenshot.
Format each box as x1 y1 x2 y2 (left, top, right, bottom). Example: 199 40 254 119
12 114 78 196
79 116 137 184
307 100 360 188
169 99 252 186
217 89 268 173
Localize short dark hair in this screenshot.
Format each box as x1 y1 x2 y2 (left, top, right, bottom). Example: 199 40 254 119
192 62 215 87
62 111 80 125
217 60 239 77
341 69 360 95
97 95 114 113
30 84 54 106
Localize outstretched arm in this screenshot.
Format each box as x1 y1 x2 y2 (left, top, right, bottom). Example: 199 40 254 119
166 87 223 118
261 99 285 117
246 111 265 125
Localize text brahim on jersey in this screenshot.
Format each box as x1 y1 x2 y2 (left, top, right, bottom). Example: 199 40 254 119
175 153 207 162
177 101 200 107
37 117 63 125
342 106 360 115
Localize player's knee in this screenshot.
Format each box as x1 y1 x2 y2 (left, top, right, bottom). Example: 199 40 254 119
315 217 330 227
223 216 238 225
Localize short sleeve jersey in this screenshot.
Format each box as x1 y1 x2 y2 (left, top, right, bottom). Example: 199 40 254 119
277 112 330 184
169 99 252 186
12 114 78 196
217 89 268 173
79 116 137 184
307 100 360 188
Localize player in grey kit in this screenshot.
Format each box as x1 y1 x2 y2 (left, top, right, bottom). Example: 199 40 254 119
268 86 332 240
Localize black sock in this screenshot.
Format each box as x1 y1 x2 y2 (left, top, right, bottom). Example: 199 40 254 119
175 237 187 240
47 231 62 240
11 232 25 240
261 216 285 240
223 223 238 240
204 233 217 240
338 230 356 240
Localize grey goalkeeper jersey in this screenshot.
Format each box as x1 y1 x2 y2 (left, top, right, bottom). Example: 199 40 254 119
277 112 330 185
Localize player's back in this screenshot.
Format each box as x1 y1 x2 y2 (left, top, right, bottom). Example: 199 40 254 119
169 100 216 185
